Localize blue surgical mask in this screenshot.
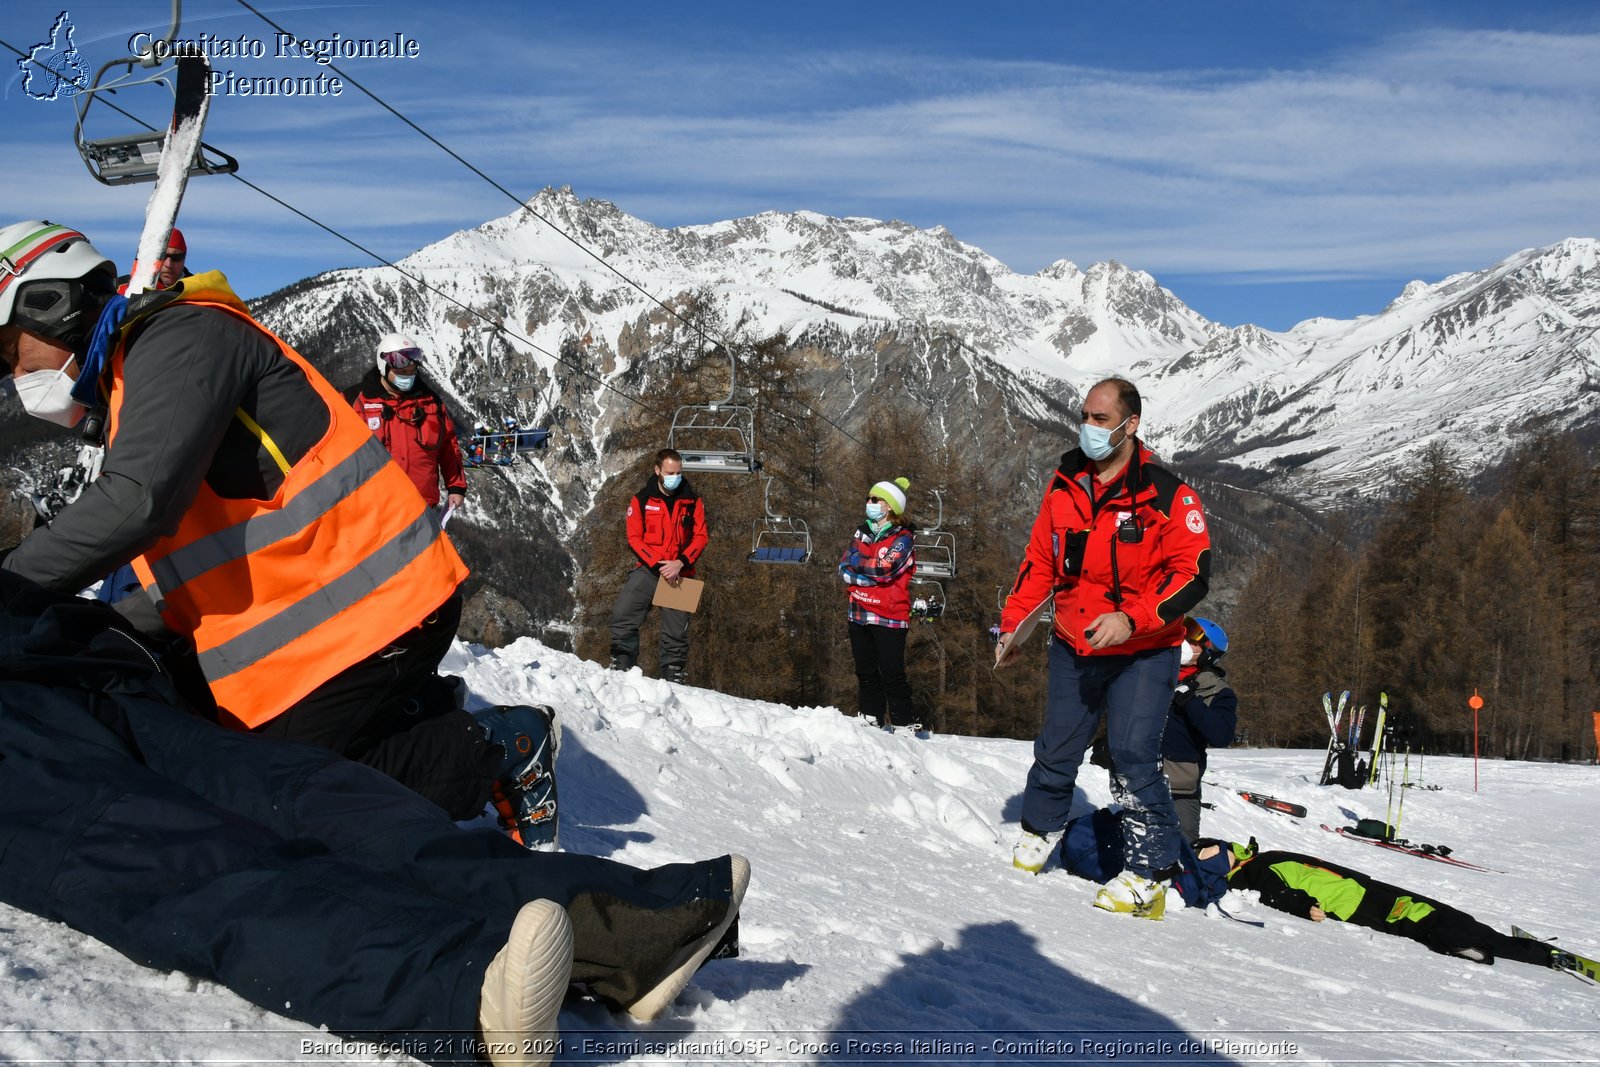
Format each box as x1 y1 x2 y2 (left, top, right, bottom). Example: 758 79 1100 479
661 472 683 491
390 373 417 392
1079 415 1131 461
865 501 888 523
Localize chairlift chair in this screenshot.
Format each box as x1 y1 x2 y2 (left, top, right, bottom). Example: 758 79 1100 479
77 128 237 187
913 489 957 580
71 8 238 187
748 477 812 565
669 403 757 474
667 343 758 473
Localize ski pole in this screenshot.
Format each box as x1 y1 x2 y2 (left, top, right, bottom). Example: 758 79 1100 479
1395 744 1411 839
1385 742 1397 835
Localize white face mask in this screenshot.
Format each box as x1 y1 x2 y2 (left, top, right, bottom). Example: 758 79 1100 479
1180 641 1199 667
14 359 86 428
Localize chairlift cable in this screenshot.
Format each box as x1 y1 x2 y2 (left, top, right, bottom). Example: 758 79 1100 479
1 31 673 423
230 0 871 456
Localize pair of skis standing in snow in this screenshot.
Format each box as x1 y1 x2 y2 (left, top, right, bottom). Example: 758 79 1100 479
1320 689 1389 789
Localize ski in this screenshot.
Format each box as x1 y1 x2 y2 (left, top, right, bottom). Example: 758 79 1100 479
1367 692 1389 786
1319 824 1501 873
1319 692 1342 785
127 54 214 296
1237 791 1307 818
73 55 217 493
1512 927 1599 983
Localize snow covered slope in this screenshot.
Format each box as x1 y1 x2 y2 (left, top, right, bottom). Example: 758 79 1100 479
4 640 1596 1064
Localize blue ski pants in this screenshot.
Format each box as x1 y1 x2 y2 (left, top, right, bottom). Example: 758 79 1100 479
1020 638 1181 877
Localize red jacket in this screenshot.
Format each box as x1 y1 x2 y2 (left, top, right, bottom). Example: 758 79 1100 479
626 476 709 575
839 523 916 626
346 369 467 507
1001 443 1210 655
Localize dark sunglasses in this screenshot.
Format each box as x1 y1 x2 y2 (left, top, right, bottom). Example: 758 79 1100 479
163 251 186 261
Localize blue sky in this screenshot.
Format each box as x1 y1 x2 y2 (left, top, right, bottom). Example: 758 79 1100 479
3 0 1597 329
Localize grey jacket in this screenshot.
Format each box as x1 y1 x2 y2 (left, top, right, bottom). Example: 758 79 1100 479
4 300 329 596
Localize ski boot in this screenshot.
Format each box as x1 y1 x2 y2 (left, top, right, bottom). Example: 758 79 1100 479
477 705 560 851
662 663 687 686
1093 872 1168 920
1012 828 1061 874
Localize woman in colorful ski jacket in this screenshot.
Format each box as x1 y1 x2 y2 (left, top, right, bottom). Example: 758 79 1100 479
839 477 917 728
345 333 467 509
999 377 1210 904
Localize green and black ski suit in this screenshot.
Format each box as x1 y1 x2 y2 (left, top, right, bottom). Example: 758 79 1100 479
1227 849 1554 967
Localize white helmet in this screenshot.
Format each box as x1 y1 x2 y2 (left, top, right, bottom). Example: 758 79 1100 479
376 332 424 373
0 221 116 349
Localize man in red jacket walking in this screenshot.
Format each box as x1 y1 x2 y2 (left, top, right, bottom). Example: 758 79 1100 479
345 333 467 510
995 377 1211 919
609 448 709 684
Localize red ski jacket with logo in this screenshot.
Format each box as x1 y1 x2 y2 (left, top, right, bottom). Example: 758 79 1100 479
626 477 709 575
1001 442 1210 655
346 369 467 507
839 523 916 627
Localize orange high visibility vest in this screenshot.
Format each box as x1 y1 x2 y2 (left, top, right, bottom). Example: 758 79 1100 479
107 273 468 728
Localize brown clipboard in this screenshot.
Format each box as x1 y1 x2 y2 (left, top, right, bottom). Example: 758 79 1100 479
652 575 704 613
998 594 1054 663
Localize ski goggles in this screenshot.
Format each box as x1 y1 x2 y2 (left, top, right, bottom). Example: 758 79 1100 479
379 346 424 369
6 275 109 348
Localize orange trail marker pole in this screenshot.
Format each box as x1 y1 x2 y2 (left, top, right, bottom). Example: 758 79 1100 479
1468 690 1484 792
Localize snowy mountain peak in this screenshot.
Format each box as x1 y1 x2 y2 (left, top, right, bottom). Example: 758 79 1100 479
255 189 1600 509
1036 259 1084 282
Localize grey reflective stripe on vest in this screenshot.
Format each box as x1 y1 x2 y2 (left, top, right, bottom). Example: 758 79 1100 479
147 436 393 595
196 504 445 683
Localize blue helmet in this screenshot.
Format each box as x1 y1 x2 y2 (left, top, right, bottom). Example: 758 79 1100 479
1189 616 1228 654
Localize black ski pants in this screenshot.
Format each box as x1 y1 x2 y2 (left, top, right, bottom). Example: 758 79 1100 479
1349 884 1553 967
254 592 501 820
848 621 913 726
609 566 691 672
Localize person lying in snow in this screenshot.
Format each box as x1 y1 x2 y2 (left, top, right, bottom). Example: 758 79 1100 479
1209 840 1569 969
0 571 748 1067
1061 807 1581 972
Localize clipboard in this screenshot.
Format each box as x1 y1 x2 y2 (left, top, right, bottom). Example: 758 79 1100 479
652 575 704 614
1000 595 1054 658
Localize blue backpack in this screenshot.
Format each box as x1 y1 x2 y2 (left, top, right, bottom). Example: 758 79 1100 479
1061 807 1233 908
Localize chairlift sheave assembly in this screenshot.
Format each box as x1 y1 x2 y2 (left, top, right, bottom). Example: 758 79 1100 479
747 476 812 565
72 4 238 186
